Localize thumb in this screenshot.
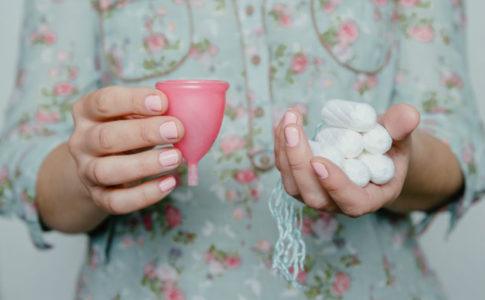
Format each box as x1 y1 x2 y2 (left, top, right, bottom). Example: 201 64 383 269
380 103 420 141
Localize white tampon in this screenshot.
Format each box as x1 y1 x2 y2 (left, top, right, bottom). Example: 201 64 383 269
358 153 395 185
309 140 344 167
342 159 370 187
362 124 392 154
321 99 377 132
316 127 364 159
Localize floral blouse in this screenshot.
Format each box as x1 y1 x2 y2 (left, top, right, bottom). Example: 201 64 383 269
1 0 484 299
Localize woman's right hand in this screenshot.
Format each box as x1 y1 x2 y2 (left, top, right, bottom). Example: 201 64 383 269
67 86 185 215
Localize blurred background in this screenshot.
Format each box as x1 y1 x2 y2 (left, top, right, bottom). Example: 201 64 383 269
0 1 484 300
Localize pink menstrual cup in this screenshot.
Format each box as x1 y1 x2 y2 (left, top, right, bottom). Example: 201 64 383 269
156 80 229 186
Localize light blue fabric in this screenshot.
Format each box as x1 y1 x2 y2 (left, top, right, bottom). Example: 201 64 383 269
1 1 484 299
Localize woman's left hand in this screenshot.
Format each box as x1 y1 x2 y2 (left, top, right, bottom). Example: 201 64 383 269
274 104 420 217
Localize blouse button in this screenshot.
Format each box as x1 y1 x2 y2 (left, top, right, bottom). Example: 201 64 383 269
250 149 275 172
246 5 254 16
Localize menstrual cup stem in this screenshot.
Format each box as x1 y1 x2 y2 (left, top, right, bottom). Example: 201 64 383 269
188 164 199 186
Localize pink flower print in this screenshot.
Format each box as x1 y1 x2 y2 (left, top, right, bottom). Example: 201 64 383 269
291 53 308 74
311 214 338 241
407 24 434 43
255 240 272 253
53 82 75 97
143 263 157 280
232 208 246 220
144 33 168 53
157 264 178 282
69 67 79 80
338 20 359 45
142 213 153 231
35 109 60 124
271 4 293 27
31 25 57 45
331 272 351 296
164 286 185 300
57 50 70 62
399 0 420 7
250 188 260 199
463 144 474 164
374 0 387 6
164 204 182 228
220 135 245 155
225 189 237 202
322 0 341 13
0 166 8 185
441 71 463 89
234 169 257 184
288 266 307 284
302 217 313 235
224 256 241 268
98 0 112 11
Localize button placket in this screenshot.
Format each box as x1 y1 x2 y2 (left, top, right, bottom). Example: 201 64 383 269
233 0 275 172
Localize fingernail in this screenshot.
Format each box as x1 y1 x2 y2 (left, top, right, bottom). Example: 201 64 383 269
311 162 329 179
160 121 178 140
284 111 297 126
159 177 176 192
145 95 163 112
284 127 299 147
159 150 180 167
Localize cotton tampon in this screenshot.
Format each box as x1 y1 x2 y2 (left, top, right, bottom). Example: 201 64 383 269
358 153 395 185
309 140 345 167
316 127 364 159
321 99 377 132
362 124 392 154
342 159 371 187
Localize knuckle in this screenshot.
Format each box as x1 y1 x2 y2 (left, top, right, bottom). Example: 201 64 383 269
139 187 152 208
88 160 108 185
341 205 366 218
303 194 326 210
102 193 123 215
93 92 111 116
96 125 114 151
139 122 160 145
287 159 306 172
283 184 298 198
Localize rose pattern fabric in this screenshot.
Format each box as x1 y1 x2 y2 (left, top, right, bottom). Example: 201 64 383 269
1 0 484 299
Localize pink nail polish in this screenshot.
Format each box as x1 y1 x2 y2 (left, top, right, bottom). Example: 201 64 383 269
145 95 163 112
284 127 300 147
159 150 180 167
283 111 297 126
311 162 329 179
159 177 176 192
160 121 178 140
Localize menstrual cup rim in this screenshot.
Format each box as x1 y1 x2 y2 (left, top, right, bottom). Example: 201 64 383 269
156 80 229 91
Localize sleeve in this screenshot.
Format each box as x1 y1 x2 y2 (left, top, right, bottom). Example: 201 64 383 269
0 0 100 248
391 0 485 233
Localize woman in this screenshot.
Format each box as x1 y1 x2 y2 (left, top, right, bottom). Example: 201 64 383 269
0 0 483 299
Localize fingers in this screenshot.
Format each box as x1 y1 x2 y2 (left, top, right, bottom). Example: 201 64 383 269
84 86 169 120
275 111 300 196
310 157 378 217
91 176 177 215
85 148 182 186
380 103 420 142
87 116 185 154
283 111 331 209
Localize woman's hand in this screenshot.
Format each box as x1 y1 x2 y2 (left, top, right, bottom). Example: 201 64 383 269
274 104 421 217
37 86 185 232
